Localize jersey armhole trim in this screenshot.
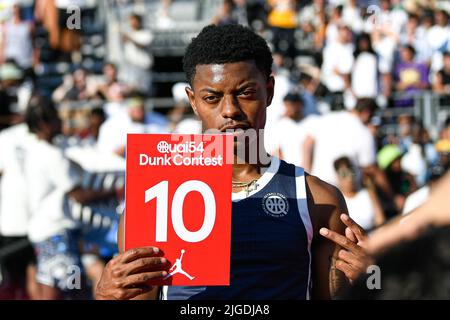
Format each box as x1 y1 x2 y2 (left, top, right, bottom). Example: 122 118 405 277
295 166 313 300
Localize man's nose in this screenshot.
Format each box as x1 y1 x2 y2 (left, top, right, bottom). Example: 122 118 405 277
220 95 243 119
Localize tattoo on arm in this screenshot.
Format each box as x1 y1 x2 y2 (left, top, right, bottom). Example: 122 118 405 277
329 256 349 299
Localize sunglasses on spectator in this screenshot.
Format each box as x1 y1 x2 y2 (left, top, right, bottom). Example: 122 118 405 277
337 169 356 178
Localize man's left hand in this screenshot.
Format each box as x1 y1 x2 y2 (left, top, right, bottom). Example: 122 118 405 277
319 214 373 282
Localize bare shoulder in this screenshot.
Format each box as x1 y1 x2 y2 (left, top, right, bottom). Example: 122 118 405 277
305 173 346 207
305 173 348 232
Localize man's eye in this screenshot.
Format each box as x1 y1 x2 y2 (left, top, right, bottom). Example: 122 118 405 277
204 96 219 102
240 91 255 97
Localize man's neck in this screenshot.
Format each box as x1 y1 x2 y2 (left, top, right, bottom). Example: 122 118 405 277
232 154 271 182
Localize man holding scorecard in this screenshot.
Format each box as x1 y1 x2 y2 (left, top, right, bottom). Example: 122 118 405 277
95 24 371 300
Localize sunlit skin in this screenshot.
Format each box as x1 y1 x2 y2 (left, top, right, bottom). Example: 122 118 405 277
95 61 373 301
185 61 274 183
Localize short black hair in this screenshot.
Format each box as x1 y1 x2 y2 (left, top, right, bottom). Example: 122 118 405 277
402 44 416 56
333 156 355 171
183 24 273 86
130 13 143 24
25 96 58 133
91 107 106 120
283 92 303 104
355 98 378 113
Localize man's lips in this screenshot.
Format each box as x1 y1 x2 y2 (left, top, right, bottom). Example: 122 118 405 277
221 126 251 138
220 125 250 132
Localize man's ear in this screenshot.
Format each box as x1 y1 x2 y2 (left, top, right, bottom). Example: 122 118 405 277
185 86 198 116
266 76 275 107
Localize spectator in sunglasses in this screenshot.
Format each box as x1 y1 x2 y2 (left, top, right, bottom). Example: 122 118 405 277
334 156 385 231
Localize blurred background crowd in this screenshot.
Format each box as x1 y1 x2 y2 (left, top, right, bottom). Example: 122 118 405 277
0 0 450 299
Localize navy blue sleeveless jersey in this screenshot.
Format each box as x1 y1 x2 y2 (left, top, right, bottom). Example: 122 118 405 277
164 157 313 300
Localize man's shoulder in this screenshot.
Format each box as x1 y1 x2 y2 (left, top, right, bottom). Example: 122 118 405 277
305 173 344 206
303 173 347 231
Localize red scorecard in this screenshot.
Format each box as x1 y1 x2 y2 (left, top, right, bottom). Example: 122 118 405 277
124 133 233 286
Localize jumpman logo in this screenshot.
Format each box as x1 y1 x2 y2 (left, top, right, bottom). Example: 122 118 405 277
164 249 195 280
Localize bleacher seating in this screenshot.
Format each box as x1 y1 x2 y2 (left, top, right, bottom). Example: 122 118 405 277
34 5 106 99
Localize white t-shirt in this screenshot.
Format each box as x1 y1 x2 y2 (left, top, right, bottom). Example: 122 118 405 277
266 73 293 125
344 189 376 231
3 21 33 69
173 118 202 134
274 115 319 167
0 124 34 236
402 186 430 215
325 23 339 46
65 145 126 173
309 111 376 186
262 73 293 154
321 42 354 92
426 25 449 51
352 52 378 98
343 6 363 33
373 36 396 74
426 25 450 73
124 29 154 69
25 138 81 243
97 114 168 155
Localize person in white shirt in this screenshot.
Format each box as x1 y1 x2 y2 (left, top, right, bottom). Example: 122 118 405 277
427 10 450 75
342 0 363 34
334 156 385 231
321 25 354 110
0 124 33 237
262 53 297 157
24 98 121 299
120 13 154 94
325 5 344 45
399 14 432 65
351 33 378 102
0 3 34 69
0 122 37 299
272 92 318 167
298 0 325 30
168 82 201 134
97 96 168 157
303 98 394 197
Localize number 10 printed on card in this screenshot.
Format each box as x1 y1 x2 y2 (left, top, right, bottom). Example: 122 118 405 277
124 134 233 286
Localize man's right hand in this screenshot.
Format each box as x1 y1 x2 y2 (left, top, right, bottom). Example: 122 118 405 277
95 246 168 300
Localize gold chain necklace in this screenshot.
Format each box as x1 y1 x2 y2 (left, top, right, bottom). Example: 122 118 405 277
232 179 259 197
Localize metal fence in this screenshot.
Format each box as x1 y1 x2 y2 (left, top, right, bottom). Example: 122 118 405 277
377 92 450 140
